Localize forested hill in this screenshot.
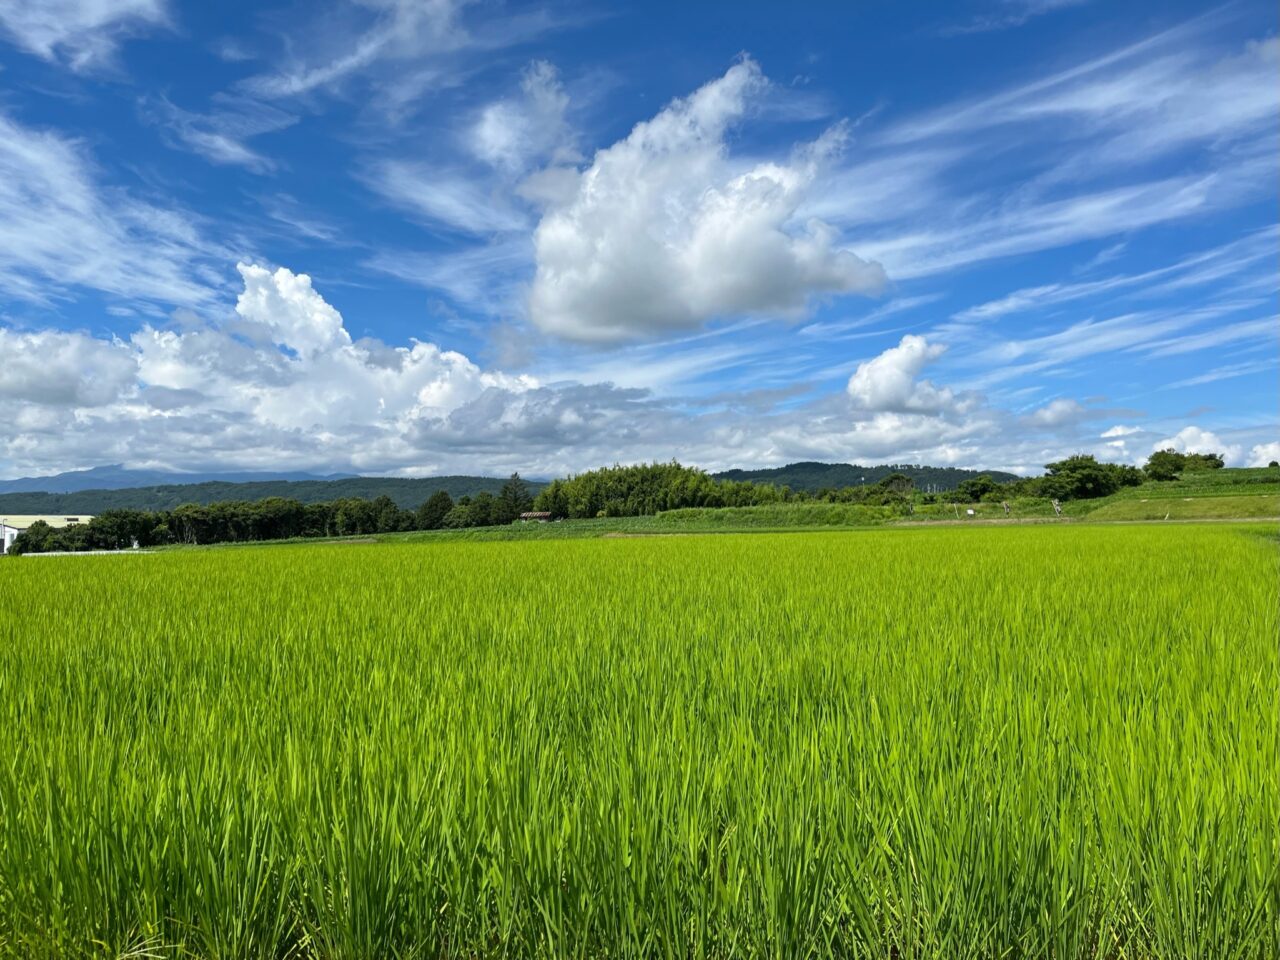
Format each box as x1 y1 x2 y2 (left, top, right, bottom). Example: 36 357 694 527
0 476 545 514
713 461 1020 492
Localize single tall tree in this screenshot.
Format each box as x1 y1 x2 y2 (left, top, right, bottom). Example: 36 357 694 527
497 473 534 523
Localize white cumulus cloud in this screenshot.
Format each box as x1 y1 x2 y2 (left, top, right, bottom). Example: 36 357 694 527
1248 442 1280 467
846 335 966 414
0 328 137 406
234 263 351 357
1101 424 1141 438
2 261 1271 483
1027 397 1085 427
529 58 885 342
469 60 574 174
1153 425 1243 465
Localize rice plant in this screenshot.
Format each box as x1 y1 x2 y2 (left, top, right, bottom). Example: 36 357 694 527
0 524 1275 958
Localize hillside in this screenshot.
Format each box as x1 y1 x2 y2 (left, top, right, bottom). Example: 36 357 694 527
713 461 1019 492
0 475 545 513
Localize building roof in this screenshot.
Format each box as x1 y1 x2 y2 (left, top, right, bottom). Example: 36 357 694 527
0 515 94 530
519 511 553 519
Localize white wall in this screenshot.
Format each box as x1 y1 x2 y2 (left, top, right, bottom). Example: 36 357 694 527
1 526 17 555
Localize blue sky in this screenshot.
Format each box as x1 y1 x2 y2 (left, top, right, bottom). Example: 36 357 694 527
0 0 1275 479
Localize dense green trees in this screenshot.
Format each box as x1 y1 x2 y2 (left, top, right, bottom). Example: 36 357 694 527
1037 455 1144 500
8 521 53 555
9 510 177 554
535 478 570 519
531 462 790 519
807 473 916 511
956 474 1002 502
1144 449 1185 482
437 477 534 527
0 476 543 515
11 492 449 554
1144 448 1225 481
946 455 1144 503
415 490 454 530
714 461 1019 491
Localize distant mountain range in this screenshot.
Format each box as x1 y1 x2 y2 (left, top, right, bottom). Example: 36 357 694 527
712 461 1019 492
0 460 1019 515
0 465 354 495
0 475 542 514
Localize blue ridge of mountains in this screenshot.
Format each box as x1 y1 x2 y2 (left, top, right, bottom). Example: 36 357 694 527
0 470 535 513
0 465 355 495
0 461 1019 514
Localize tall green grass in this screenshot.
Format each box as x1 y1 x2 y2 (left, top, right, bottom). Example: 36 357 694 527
0 525 1276 958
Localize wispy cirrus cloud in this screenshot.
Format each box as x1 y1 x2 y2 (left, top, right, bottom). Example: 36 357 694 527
1165 359 1276 390
365 237 534 320
141 94 298 173
857 168 1270 280
0 111 230 309
240 0 572 121
942 0 1093 36
243 0 466 99
887 13 1266 147
0 0 169 72
1144 316 1276 358
364 161 531 235
811 23 1278 280
951 227 1279 322
956 299 1267 391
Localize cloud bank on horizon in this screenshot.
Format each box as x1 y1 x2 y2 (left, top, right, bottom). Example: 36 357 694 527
0 0 1275 479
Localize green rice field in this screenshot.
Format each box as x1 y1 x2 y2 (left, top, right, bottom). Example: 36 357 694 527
1 524 1277 958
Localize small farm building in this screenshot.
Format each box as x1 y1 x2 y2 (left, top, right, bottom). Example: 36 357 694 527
518 511 553 522
1 515 93 555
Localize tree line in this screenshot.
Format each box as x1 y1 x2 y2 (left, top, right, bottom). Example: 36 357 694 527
5 450 1240 554
713 461 1019 492
939 450 1226 505
7 476 536 554
530 462 791 519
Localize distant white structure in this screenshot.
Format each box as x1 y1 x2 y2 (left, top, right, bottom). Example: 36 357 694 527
0 515 93 555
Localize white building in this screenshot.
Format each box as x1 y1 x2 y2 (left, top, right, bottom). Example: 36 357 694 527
0 515 93 555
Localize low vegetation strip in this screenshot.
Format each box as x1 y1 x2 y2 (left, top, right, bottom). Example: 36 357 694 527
1084 493 1280 521
0 525 1275 957
1104 467 1280 499
654 502 889 527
